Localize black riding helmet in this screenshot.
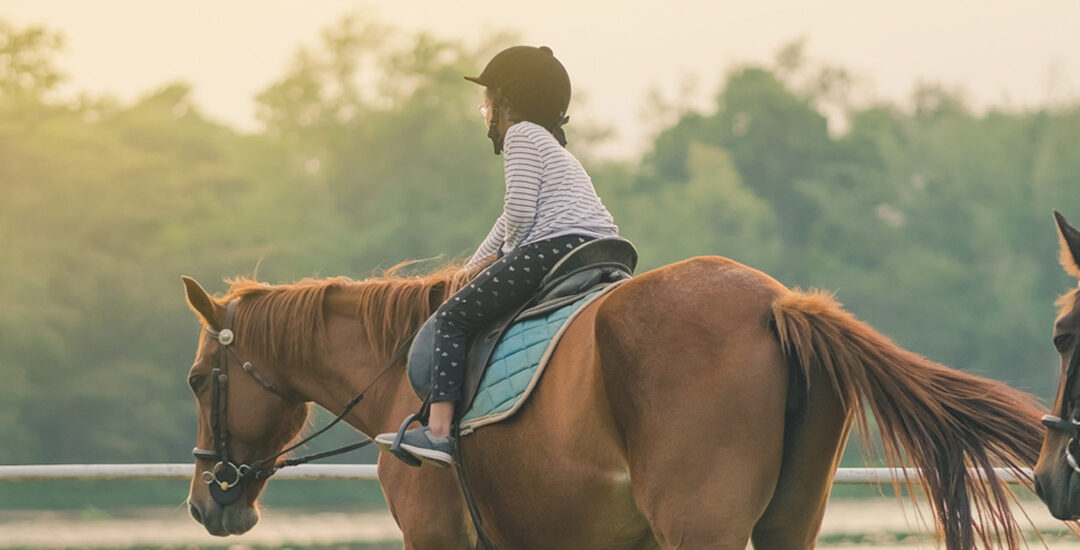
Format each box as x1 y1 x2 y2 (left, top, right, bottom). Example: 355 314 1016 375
465 45 571 154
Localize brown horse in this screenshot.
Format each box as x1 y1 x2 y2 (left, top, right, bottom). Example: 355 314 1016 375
184 256 1047 549
1035 211 1080 520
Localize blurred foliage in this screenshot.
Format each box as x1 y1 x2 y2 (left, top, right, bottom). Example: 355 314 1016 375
0 17 1078 466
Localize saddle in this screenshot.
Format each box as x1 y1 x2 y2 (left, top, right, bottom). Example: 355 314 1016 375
406 237 638 417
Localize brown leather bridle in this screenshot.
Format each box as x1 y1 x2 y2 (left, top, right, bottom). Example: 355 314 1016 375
192 299 407 505
1041 293 1080 474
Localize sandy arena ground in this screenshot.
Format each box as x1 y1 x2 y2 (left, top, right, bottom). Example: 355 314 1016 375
0 498 1076 548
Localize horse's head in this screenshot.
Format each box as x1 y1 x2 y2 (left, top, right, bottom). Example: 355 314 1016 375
182 276 310 536
1035 211 1080 520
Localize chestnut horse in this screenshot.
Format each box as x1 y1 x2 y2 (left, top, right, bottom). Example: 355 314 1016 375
184 256 1047 549
1036 211 1080 520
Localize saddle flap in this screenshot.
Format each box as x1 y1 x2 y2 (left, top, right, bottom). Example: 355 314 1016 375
406 320 438 401
406 299 524 409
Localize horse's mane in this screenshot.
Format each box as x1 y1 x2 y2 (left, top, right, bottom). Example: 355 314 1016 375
221 261 478 370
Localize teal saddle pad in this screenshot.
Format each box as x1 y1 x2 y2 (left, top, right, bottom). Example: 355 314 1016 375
460 289 602 430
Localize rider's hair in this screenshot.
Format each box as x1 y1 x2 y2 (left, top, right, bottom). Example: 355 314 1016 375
488 88 520 125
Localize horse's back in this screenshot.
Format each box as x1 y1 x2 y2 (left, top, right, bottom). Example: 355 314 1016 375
595 255 787 347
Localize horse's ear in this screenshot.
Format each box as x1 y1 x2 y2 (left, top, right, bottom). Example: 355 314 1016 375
1054 211 1080 279
182 276 223 329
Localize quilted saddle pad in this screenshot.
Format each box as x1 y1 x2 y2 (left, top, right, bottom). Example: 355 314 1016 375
459 283 621 435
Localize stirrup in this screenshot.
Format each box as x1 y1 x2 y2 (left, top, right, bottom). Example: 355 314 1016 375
389 412 424 467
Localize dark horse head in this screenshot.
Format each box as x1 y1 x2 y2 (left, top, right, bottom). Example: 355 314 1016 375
181 276 311 536
1034 211 1080 520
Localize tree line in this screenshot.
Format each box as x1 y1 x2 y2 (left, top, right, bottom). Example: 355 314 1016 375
1 17 1078 463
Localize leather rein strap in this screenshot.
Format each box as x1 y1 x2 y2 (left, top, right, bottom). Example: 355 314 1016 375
194 299 411 505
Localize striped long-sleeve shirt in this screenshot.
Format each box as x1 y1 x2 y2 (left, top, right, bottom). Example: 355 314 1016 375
466 121 619 268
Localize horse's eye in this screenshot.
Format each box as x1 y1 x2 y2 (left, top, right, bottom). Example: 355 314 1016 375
1054 334 1073 353
188 374 206 392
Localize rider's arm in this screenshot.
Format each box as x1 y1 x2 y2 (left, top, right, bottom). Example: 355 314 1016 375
466 215 506 269
499 126 541 251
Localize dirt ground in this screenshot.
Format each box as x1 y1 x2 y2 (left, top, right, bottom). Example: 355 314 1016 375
0 498 1076 548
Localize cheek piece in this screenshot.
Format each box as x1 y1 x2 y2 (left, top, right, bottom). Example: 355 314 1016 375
1042 329 1080 475
193 300 411 506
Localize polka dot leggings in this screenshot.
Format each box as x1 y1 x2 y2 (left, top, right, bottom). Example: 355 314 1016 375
430 234 593 403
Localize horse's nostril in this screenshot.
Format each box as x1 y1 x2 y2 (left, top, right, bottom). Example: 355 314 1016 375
189 502 203 523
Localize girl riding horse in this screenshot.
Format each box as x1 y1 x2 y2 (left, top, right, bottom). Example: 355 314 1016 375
375 45 619 465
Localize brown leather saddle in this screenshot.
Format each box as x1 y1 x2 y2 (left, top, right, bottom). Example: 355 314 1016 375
406 237 637 415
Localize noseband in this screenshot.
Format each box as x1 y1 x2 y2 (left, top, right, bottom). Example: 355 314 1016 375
193 299 408 506
1041 314 1080 473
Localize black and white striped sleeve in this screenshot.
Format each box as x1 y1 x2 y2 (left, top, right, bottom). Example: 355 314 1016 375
466 214 506 268
500 127 542 250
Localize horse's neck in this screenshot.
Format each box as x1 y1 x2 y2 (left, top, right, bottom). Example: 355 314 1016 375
296 312 421 437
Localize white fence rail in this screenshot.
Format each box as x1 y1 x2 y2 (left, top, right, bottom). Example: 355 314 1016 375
0 463 377 481
0 464 1031 484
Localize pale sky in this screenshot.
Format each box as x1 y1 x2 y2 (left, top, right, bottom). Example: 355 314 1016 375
6 1 1079 158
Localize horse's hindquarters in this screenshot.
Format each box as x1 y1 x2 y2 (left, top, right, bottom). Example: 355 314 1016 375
593 258 792 548
751 359 852 549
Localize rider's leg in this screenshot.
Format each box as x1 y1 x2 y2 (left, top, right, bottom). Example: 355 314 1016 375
427 234 592 409
384 234 593 463
429 402 454 438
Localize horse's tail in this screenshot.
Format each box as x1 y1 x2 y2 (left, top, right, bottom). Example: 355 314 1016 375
770 288 1045 550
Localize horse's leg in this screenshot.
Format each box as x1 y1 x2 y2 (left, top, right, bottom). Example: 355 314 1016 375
596 272 789 549
378 444 475 549
316 313 475 549
750 363 852 549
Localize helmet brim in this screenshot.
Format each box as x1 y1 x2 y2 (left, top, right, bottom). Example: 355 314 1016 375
464 76 487 86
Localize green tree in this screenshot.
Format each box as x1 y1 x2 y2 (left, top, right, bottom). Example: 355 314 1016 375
3 16 1080 465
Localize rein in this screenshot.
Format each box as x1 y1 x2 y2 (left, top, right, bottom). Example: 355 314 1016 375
193 299 410 505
